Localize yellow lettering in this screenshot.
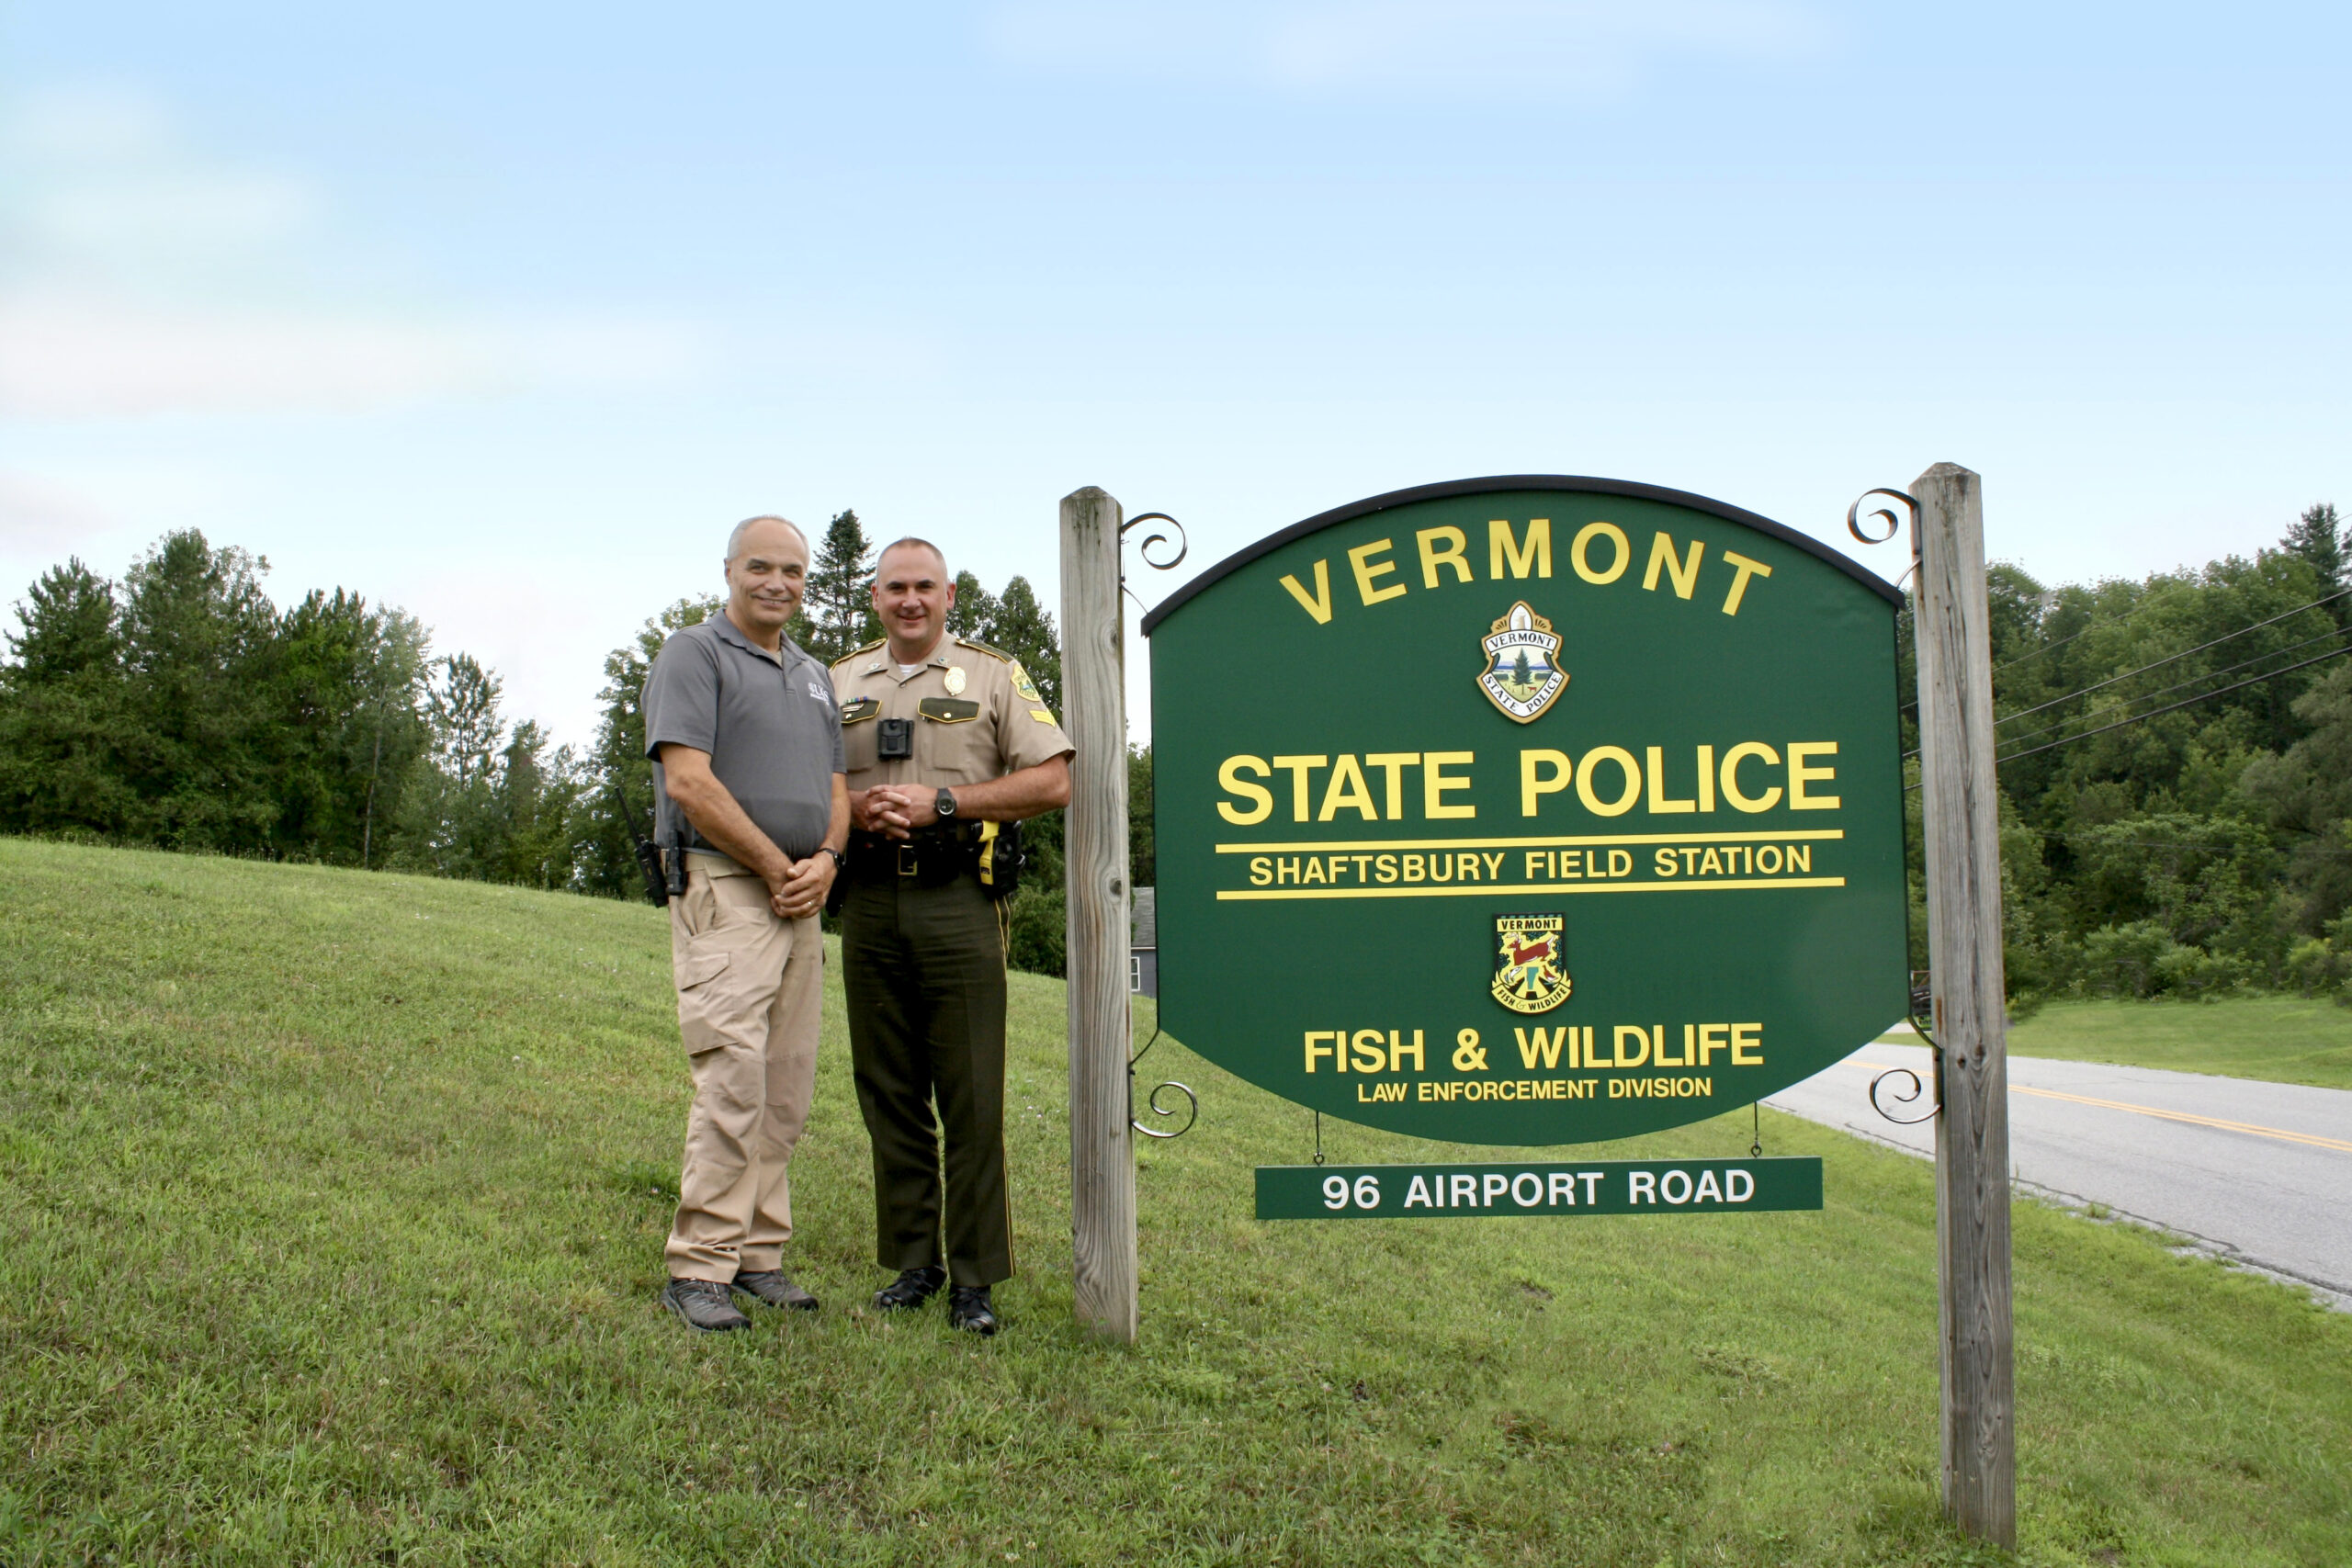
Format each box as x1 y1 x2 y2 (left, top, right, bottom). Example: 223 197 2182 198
1304 1031 1337 1072
1576 746 1641 817
1216 754 1273 825
1788 741 1840 809
1720 742 1782 813
1348 539 1408 606
1279 559 1333 624
1417 526 1472 588
1608 848 1632 876
1374 853 1398 884
1570 521 1630 584
1352 1029 1388 1073
1655 848 1678 876
1520 748 1571 817
1363 752 1419 819
1271 754 1327 821
1643 532 1704 598
1249 856 1271 886
1698 1023 1729 1067
1317 754 1379 821
1390 1030 1426 1072
1786 844 1811 874
1482 852 1503 879
1645 746 1696 814
1616 1025 1651 1069
1488 518 1552 580
1699 848 1724 875
1696 745 1715 812
1402 854 1425 883
1731 1022 1763 1066
1719 549 1772 615
1423 751 1476 819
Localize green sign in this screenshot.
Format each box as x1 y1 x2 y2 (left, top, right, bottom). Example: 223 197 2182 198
1142 478 1907 1145
1255 1157 1823 1220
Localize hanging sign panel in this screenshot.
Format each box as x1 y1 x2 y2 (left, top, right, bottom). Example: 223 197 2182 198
1255 1156 1824 1220
1141 477 1907 1145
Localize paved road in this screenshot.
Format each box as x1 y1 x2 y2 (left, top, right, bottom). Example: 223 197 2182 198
1766 1039 2352 1308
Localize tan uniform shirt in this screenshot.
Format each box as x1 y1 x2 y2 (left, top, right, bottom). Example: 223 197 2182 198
831 636 1073 792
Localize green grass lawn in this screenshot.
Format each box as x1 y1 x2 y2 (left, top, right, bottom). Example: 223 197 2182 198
2 838 2346 1567
1996 998 2352 1091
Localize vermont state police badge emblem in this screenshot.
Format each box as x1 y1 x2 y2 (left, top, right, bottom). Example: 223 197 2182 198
1491 914 1571 1013
1477 602 1566 722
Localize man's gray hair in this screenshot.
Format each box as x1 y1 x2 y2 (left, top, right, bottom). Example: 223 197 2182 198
876 536 949 578
727 514 808 562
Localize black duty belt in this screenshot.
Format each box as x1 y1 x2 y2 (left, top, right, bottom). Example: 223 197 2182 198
847 830 974 888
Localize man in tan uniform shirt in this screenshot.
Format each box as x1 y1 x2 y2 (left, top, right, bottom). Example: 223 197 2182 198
831 537 1072 1335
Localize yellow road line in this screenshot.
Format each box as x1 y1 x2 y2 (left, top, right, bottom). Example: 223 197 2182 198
1842 1060 2352 1154
1216 829 1845 853
1216 877 1847 901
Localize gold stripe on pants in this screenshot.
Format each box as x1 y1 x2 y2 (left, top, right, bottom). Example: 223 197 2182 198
665 859 821 1281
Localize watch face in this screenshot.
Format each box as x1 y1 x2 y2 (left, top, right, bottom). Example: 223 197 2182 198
936 789 956 818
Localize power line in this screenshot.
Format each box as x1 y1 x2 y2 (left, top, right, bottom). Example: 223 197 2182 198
1996 643 2352 765
1991 625 2349 752
1901 640 2352 789
1899 581 2352 720
1991 586 2352 728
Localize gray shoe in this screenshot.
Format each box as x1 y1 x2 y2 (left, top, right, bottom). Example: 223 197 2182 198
662 1277 751 1333
731 1269 819 1312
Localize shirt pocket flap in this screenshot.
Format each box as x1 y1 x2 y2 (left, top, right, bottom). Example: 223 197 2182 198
676 947 733 991
840 697 881 724
918 698 981 724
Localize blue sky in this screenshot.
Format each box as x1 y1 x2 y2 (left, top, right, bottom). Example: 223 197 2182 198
4 3 2345 742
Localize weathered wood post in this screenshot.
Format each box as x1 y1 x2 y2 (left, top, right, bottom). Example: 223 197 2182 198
1912 463 2016 1547
1060 485 1139 1342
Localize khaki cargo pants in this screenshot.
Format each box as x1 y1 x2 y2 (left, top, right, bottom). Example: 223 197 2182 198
665 857 821 1281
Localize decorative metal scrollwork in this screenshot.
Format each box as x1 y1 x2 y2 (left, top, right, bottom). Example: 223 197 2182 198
1870 1065 1939 1125
1135 1079 1199 1141
1846 488 1917 547
1119 511 1189 573
1128 1024 1199 1141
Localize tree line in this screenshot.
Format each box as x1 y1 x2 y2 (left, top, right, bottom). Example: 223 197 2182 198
1905 502 2352 1004
14 500 2348 1002
0 511 1144 976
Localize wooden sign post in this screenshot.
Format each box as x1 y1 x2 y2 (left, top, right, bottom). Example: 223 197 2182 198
1912 463 2017 1547
1060 485 1140 1343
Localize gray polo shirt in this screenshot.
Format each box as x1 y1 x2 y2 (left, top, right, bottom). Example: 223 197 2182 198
643 612 844 861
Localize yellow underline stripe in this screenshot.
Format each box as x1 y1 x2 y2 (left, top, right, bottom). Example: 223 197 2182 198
1217 877 1847 901
1216 829 1846 854
1841 1060 2352 1154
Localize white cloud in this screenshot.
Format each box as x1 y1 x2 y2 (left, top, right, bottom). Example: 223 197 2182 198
984 0 1826 92
0 85 704 419
0 471 112 555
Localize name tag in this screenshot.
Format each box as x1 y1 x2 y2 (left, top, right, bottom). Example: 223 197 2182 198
840 698 881 724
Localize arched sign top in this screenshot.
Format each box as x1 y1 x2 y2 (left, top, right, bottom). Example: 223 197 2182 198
1140 474 1903 638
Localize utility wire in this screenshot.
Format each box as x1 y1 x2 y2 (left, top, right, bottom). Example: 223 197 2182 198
1996 644 2352 765
1991 586 2352 728
1990 625 2349 752
1899 582 2352 720
1902 641 2352 789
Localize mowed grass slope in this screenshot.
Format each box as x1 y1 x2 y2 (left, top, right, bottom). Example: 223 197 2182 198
0 839 2346 1568
2006 998 2352 1091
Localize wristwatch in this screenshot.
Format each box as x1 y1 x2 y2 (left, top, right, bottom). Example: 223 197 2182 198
934 787 958 821
821 847 847 874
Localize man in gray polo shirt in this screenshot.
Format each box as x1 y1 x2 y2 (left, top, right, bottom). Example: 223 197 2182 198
642 513 849 1333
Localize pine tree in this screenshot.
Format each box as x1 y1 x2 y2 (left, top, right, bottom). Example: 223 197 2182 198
799 509 880 664
2283 502 2346 622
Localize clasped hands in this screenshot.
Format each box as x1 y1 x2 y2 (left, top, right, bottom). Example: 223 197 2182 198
765 853 834 921
854 784 944 841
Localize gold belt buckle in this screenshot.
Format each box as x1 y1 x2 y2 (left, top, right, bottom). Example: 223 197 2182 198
897 843 920 878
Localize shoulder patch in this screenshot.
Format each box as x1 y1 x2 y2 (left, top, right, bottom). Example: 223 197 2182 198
1010 662 1043 703
955 637 1013 663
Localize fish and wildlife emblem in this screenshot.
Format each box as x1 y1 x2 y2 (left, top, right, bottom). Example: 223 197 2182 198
1491 914 1571 1014
1478 602 1566 722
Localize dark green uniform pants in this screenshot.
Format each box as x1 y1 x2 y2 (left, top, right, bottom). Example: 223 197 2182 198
840 874 1013 1286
